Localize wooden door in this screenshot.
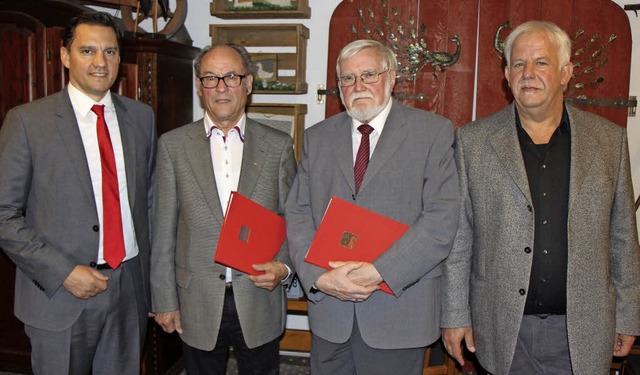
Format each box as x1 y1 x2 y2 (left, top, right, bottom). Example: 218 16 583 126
325 0 479 128
476 0 632 126
325 0 632 128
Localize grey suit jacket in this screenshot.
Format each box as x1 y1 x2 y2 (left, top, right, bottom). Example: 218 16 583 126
0 88 156 331
285 101 460 349
151 117 295 350
441 103 640 375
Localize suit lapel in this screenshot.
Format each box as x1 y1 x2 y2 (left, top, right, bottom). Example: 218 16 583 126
54 90 96 209
237 119 267 197
185 121 224 224
330 116 357 193
358 102 407 193
489 105 532 204
113 95 138 209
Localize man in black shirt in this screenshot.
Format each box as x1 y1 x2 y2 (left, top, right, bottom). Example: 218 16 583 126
441 21 640 374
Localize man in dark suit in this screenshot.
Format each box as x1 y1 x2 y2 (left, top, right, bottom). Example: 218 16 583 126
441 21 640 374
151 44 296 375
0 12 156 374
285 39 460 375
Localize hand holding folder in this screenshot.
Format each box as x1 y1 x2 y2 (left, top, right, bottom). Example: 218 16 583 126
304 196 409 295
214 192 286 275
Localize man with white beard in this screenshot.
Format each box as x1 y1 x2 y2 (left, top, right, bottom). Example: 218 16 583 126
285 39 460 375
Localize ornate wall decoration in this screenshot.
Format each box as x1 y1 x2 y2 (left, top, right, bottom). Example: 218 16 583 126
347 0 461 84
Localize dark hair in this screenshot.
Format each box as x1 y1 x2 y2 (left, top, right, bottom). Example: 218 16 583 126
193 43 254 77
62 12 122 50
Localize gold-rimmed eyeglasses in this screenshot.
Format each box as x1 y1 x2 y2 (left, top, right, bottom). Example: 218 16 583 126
337 70 389 87
199 73 246 89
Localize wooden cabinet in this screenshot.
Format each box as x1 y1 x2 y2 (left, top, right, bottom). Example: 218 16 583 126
0 1 197 373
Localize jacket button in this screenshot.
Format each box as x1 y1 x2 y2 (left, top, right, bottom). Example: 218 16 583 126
92 225 99 232
524 247 531 254
89 262 97 268
219 274 226 280
352 194 356 201
519 289 526 295
527 205 532 212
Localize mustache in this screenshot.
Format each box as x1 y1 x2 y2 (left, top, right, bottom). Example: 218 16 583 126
349 92 374 104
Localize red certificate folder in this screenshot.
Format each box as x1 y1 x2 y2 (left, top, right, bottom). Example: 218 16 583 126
214 191 286 275
304 196 409 295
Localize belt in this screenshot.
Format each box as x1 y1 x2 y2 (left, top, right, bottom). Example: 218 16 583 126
90 258 132 270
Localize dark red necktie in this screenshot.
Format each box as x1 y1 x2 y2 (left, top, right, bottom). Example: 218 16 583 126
92 104 125 269
354 124 374 194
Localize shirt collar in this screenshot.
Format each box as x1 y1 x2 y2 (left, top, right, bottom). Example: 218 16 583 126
67 82 115 117
203 112 246 139
351 99 393 136
515 103 571 139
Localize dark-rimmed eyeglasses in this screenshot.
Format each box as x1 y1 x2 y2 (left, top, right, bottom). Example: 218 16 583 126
337 70 389 87
199 74 246 89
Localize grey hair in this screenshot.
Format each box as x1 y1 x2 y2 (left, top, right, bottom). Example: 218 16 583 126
504 21 572 67
336 39 398 76
193 44 254 77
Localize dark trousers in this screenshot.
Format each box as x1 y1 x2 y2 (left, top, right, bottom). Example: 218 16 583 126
182 286 280 375
508 314 572 374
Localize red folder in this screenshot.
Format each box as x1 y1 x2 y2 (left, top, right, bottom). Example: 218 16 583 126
214 191 286 275
304 196 409 295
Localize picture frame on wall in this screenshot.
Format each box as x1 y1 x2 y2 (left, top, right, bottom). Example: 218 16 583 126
210 0 311 19
246 103 307 162
252 53 278 84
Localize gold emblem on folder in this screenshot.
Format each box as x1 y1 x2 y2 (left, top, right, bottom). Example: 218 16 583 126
339 232 358 250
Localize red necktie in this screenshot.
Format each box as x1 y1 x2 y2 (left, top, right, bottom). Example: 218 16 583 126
92 104 125 269
354 124 374 194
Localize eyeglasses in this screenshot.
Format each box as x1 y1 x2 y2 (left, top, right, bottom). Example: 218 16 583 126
199 73 246 89
337 70 389 87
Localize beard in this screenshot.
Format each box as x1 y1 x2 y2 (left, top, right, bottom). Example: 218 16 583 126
341 80 392 123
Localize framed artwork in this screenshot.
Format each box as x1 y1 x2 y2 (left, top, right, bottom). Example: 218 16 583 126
252 53 278 84
246 103 307 162
210 0 311 19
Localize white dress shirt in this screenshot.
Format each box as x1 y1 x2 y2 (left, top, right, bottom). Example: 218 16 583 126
67 83 139 265
204 113 246 282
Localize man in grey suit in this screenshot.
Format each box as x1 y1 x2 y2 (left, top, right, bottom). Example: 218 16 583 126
0 12 156 375
151 44 296 374
441 21 640 374
285 39 460 374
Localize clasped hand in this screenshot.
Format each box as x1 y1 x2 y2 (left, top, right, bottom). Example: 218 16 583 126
315 261 381 302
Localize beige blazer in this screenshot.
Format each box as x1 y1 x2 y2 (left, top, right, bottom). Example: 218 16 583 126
151 118 295 350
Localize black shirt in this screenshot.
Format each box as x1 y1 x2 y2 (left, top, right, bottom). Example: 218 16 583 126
516 105 571 315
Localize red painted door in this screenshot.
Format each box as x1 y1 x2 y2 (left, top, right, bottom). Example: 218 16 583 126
325 0 632 128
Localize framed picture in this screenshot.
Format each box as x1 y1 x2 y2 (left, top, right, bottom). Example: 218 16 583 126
210 0 311 19
246 103 307 162
252 53 278 83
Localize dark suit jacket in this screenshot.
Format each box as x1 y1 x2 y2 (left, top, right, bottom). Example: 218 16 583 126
286 101 460 348
0 88 156 331
151 118 296 350
441 104 640 375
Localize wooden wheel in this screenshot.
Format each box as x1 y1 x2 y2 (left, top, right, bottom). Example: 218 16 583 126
120 0 187 38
